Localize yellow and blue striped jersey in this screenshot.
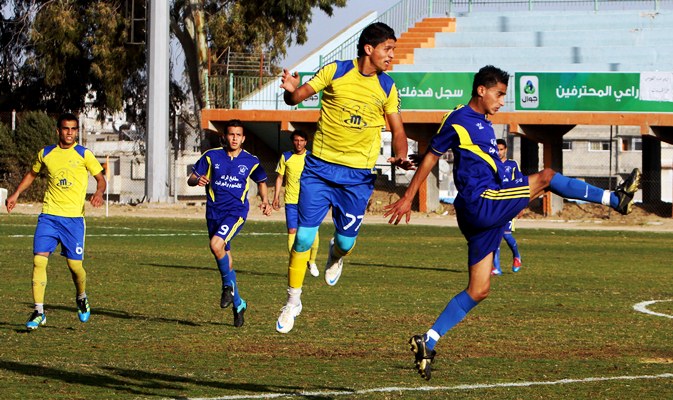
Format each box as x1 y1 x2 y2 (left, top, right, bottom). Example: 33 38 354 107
429 105 527 201
192 148 267 220
275 150 309 205
307 59 401 169
32 144 103 217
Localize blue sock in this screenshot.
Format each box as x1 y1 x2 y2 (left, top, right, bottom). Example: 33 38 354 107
229 269 243 308
503 233 520 259
427 290 479 350
549 173 606 204
493 247 501 271
216 254 231 286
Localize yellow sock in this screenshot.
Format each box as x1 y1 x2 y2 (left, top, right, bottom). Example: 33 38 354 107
309 231 319 265
66 259 87 296
287 232 296 254
32 255 48 304
288 249 311 288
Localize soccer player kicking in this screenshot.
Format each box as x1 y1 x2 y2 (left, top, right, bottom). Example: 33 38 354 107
492 138 523 275
275 22 415 334
188 119 272 328
6 113 106 330
272 130 320 278
385 65 641 380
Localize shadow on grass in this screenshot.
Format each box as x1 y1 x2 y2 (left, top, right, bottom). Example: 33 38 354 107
0 360 347 399
349 261 463 274
44 304 204 327
141 263 286 278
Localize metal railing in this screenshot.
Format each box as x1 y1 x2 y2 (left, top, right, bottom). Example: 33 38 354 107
318 0 670 67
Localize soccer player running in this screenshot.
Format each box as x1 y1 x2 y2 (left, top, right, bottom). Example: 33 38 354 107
275 22 415 334
6 113 106 330
272 130 320 278
188 119 272 328
492 138 523 275
384 65 641 380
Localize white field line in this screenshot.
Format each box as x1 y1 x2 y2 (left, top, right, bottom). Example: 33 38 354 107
181 373 673 400
6 232 283 238
633 299 673 319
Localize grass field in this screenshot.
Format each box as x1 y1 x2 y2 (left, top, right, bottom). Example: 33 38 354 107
0 213 672 399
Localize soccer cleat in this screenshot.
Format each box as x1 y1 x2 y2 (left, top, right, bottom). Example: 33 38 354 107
275 302 302 334
26 311 46 330
233 299 246 328
77 297 90 323
614 168 641 215
512 257 522 273
491 266 502 276
409 335 436 381
324 238 343 286
220 285 234 308
308 262 319 278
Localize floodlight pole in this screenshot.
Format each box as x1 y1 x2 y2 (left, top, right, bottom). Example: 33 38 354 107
145 0 170 202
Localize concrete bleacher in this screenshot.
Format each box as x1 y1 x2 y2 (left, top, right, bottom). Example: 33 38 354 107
393 10 673 72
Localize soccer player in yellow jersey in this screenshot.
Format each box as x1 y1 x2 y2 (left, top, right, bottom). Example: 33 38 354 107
6 113 106 330
272 130 320 278
275 22 415 333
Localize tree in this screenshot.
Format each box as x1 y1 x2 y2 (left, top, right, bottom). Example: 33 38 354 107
3 111 55 200
3 0 346 137
171 0 347 126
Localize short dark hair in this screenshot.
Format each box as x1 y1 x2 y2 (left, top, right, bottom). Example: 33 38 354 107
226 119 244 135
471 65 509 97
57 113 78 129
291 130 307 141
496 138 507 147
357 22 396 57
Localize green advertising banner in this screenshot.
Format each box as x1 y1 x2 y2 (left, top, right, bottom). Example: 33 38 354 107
515 72 673 112
297 72 473 110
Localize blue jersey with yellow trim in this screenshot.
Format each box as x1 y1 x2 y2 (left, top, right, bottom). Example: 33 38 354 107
32 144 103 217
192 148 267 220
429 105 515 201
502 158 523 181
306 59 401 169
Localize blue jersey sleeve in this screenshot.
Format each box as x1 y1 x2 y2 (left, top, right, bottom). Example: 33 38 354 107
429 113 459 156
250 163 267 183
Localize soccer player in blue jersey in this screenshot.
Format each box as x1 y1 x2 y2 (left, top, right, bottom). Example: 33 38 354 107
272 130 320 278
275 22 415 334
385 65 641 380
188 119 272 328
6 113 106 330
492 138 523 275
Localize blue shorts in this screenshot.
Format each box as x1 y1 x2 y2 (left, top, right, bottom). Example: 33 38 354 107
284 203 299 230
207 213 246 252
33 214 86 260
505 220 515 234
298 156 376 237
454 176 530 266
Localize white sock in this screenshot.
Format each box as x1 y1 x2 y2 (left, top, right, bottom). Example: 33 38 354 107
35 303 44 314
287 287 302 305
601 190 611 206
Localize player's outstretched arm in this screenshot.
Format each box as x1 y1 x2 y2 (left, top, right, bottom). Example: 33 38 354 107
280 69 316 106
90 172 106 208
272 173 284 210
5 171 37 213
384 152 441 225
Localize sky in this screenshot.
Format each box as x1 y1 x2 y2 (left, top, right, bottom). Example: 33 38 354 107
281 1 394 67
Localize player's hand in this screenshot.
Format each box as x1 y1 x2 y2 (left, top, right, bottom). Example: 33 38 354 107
90 193 104 208
280 69 300 92
383 197 413 225
272 199 280 211
5 197 16 213
196 175 210 186
408 153 424 167
260 202 272 216
388 156 416 171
